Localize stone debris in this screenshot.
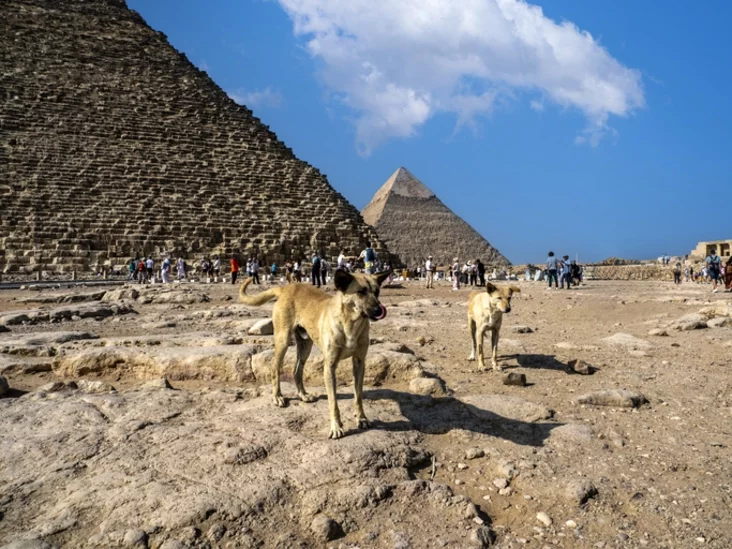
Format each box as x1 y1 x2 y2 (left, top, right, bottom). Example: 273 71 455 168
566 358 595 375
409 376 448 396
564 479 599 505
671 313 708 331
507 325 533 334
310 514 342 542
647 328 669 337
0 331 98 356
0 303 134 326
601 333 653 350
502 372 527 386
575 389 648 408
536 511 553 527
248 318 274 336
0 375 9 396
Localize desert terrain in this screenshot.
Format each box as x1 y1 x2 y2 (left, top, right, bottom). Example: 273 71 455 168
1 277 731 549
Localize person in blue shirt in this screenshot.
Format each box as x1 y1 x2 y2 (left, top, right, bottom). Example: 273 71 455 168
560 255 572 289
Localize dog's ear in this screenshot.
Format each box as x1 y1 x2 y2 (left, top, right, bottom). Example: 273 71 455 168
485 282 497 293
374 270 392 287
507 286 521 296
334 269 354 293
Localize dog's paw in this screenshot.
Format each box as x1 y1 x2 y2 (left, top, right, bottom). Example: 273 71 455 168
357 417 371 430
492 365 503 372
273 394 286 407
467 356 476 362
299 392 317 403
329 424 345 439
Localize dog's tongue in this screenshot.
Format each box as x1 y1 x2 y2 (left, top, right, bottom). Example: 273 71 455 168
371 304 387 321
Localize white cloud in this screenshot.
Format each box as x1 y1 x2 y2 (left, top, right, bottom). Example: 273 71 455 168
530 99 544 112
228 87 284 109
276 0 644 154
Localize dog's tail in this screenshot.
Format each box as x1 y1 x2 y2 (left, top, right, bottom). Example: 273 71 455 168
239 277 281 306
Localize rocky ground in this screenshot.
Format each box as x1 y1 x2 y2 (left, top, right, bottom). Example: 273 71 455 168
1 278 731 549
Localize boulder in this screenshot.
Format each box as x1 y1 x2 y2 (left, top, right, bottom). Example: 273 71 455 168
502 372 527 386
566 359 594 375
409 376 448 396
671 313 707 331
0 331 98 356
248 318 273 336
575 389 648 408
647 328 669 337
53 345 261 382
0 375 9 396
76 380 117 394
310 514 342 542
461 394 554 422
101 288 140 302
601 333 653 350
564 479 598 505
707 316 732 328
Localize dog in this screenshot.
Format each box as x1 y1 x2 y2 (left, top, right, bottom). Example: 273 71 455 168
467 282 521 371
239 269 390 439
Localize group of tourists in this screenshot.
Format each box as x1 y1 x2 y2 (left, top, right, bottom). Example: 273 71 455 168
127 256 190 284
545 252 581 289
670 251 732 292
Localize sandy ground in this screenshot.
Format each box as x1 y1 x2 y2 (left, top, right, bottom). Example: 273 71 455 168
1 277 731 548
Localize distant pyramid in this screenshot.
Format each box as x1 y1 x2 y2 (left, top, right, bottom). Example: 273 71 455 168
362 168 510 268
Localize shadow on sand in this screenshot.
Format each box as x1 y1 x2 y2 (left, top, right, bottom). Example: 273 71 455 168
355 388 561 447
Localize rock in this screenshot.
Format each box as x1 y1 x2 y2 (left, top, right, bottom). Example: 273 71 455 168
0 375 9 396
0 324 9 333
0 331 98 356
252 344 427 386
0 541 55 549
470 526 496 548
53 345 260 382
564 479 598 505
37 381 75 393
0 312 32 326
409 376 448 396
461 394 554 422
122 529 147 546
498 487 513 496
502 372 527 386
602 333 652 350
707 316 732 328
492 478 508 490
647 328 669 337
507 325 533 334
608 431 625 448
497 461 517 480
310 514 342 542
465 448 485 460
566 519 578 528
464 502 479 519
76 380 116 394
398 299 440 308
566 359 594 375
672 313 708 331
575 389 648 408
536 511 552 527
550 423 593 443
143 377 174 390
248 318 273 336
101 288 140 302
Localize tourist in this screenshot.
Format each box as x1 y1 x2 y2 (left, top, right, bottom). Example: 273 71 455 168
161 257 171 284
251 257 260 284
725 257 732 292
425 255 434 289
177 257 185 280
284 259 294 283
673 261 682 285
525 266 531 281
213 256 221 278
321 257 329 285
359 242 377 274
200 257 209 279
560 255 572 289
476 259 485 286
128 259 136 281
546 251 559 289
293 259 302 282
146 256 154 282
311 252 321 288
230 255 240 285
270 262 277 282
337 250 347 271
452 257 460 291
470 262 478 286
706 249 722 292
137 257 146 284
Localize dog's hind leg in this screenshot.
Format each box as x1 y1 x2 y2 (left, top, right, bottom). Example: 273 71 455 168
293 332 316 403
352 354 370 430
490 329 501 371
468 317 477 361
271 329 291 407
324 353 344 439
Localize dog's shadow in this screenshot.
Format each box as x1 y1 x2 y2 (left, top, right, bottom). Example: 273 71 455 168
355 388 560 447
502 353 568 373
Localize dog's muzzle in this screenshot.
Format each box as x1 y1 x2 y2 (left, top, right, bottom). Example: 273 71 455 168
369 304 387 321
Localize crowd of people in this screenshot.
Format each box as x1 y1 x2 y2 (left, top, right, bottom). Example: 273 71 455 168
674 250 732 292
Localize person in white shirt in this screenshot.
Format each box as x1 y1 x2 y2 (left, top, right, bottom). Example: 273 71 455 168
337 250 347 271
425 256 435 289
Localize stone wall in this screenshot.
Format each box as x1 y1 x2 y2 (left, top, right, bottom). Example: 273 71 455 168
1 0 386 274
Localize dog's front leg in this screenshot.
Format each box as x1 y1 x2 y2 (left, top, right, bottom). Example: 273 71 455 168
352 355 370 430
468 318 477 361
324 355 344 439
477 325 487 370
491 329 501 371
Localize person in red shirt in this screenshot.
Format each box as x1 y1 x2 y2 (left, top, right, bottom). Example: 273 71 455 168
231 256 240 285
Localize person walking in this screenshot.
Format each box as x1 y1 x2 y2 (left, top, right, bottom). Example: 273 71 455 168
177 257 185 281
321 257 329 285
725 256 732 292
146 256 154 283
359 242 377 274
311 252 322 287
137 257 146 284
470 262 478 286
452 257 460 291
161 257 171 284
251 257 260 284
128 259 136 281
546 251 559 289
476 259 485 286
425 255 435 289
213 256 221 279
706 249 722 292
293 259 302 282
230 255 240 285
270 262 278 282
337 250 347 271
560 255 572 289
673 261 682 285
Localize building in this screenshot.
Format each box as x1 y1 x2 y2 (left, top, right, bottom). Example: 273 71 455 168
689 240 732 260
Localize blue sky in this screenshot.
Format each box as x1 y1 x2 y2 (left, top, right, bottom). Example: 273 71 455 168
128 0 732 264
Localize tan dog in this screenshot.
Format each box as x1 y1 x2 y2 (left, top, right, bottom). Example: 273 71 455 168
239 269 391 439
467 282 521 371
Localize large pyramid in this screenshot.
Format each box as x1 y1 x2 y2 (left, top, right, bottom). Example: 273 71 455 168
0 0 385 275
362 168 509 268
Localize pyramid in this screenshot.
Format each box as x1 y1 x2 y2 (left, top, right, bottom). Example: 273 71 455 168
0 0 384 275
362 168 510 268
